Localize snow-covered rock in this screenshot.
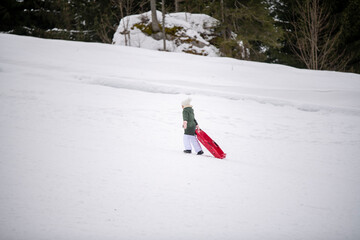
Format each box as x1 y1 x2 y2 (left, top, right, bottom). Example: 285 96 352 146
112 11 220 56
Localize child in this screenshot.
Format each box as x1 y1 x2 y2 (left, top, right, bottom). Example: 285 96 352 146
181 98 204 155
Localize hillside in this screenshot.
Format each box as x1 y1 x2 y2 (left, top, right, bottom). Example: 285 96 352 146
0 33 360 240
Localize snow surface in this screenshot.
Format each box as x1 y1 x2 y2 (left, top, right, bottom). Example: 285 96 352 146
1 33 360 240
113 11 220 56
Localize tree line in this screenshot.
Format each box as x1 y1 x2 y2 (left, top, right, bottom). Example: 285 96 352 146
1 0 359 73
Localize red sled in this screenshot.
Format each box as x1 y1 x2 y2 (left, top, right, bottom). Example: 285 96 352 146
196 129 226 159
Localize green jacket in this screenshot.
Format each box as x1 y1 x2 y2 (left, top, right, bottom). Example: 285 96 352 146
182 106 198 135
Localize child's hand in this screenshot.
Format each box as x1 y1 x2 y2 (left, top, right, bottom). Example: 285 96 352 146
183 121 187 129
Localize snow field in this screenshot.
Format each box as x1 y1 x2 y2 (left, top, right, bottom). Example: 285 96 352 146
1 34 360 239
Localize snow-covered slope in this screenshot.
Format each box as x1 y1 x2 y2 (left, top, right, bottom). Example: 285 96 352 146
113 11 220 56
1 34 360 240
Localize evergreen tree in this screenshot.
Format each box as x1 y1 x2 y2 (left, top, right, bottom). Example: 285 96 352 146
340 0 360 73
0 0 24 32
203 0 284 61
265 0 305 67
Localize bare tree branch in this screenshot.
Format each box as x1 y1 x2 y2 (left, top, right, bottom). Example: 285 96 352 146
287 0 350 71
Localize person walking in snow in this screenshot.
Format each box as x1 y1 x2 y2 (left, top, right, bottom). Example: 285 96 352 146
181 98 204 155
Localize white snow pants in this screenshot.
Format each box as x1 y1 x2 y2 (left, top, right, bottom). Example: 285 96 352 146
183 134 202 153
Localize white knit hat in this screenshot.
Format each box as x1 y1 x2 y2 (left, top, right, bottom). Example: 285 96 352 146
181 97 192 106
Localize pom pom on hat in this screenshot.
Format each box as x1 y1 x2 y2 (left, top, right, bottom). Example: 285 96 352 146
181 97 192 107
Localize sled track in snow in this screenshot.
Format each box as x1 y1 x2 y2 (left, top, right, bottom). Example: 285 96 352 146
89 76 360 116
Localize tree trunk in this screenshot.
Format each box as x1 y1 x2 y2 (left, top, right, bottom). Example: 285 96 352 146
162 0 166 51
175 0 179 12
175 0 184 12
150 0 161 32
220 0 226 39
